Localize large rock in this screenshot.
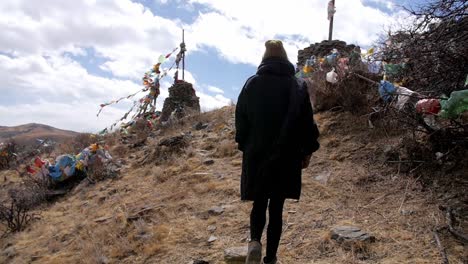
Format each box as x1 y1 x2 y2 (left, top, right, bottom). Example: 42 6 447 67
224 246 248 264
161 81 200 122
330 226 375 243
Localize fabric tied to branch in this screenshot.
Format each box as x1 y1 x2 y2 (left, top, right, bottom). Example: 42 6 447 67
416 99 441 115
379 80 396 102
326 68 338 84
440 89 468 118
395 86 415 110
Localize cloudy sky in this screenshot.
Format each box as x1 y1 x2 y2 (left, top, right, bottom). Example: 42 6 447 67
0 0 421 132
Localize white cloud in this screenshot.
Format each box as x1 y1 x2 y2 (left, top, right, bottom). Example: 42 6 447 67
0 53 141 132
365 0 395 10
198 93 232 112
186 0 410 65
207 85 224 94
0 0 182 79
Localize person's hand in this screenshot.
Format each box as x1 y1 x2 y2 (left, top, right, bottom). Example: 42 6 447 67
302 154 312 169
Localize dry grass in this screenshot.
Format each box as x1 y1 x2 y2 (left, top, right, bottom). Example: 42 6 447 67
0 107 466 264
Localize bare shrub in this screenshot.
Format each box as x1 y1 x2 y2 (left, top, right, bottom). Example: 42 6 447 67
139 135 190 166
57 133 99 154
311 71 379 113
87 158 119 183
377 0 467 95
87 158 107 182
73 133 99 151
0 187 43 233
214 139 238 158
0 200 33 233
0 140 18 171
103 132 120 147
111 144 128 158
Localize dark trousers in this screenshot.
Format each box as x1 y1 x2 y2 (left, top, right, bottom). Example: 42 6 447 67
250 197 286 262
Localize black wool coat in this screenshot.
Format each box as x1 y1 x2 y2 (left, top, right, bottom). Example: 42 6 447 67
235 57 320 201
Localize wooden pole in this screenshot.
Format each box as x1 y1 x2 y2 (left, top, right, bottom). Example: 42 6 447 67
328 0 335 41
182 29 185 81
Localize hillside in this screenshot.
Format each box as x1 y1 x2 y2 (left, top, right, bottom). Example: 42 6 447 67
0 123 79 145
0 106 466 263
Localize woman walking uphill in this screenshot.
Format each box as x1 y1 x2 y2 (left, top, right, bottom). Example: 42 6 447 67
235 40 320 264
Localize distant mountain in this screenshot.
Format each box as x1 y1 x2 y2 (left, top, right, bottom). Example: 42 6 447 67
0 123 79 145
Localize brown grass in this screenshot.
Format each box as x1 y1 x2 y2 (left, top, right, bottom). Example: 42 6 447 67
0 106 466 264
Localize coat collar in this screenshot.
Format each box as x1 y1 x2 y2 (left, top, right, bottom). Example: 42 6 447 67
257 57 295 76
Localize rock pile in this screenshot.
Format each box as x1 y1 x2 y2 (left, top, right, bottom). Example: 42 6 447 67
160 81 200 122
297 40 356 66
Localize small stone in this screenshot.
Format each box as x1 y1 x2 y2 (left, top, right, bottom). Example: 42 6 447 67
224 246 248 264
192 260 209 264
314 171 331 184
194 122 209 130
97 256 109 264
208 235 217 243
208 206 224 215
2 246 16 258
203 159 215 165
400 209 415 216
207 225 217 232
330 226 375 243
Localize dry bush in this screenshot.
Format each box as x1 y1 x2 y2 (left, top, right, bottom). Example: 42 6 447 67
133 118 151 141
79 241 109 264
87 158 119 183
57 133 98 154
71 133 98 152
378 0 467 95
214 139 238 158
157 111 210 134
111 144 128 159
139 135 190 166
312 72 380 113
0 200 33 233
0 186 44 233
0 141 18 171
103 132 120 147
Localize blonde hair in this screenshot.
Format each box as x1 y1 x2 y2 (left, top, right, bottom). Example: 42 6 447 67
263 40 288 60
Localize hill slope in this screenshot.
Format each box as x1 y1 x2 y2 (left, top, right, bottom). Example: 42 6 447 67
0 107 466 263
0 123 79 145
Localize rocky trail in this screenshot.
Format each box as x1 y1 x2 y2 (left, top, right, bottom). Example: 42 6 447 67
0 107 466 264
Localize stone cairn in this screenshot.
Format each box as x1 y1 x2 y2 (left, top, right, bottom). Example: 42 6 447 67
297 39 356 67
160 81 200 122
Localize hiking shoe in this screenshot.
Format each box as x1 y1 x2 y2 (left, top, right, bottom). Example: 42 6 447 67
263 256 277 264
245 240 262 264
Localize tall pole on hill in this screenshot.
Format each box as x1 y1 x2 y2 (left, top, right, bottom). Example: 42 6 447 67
182 29 185 81
328 0 335 41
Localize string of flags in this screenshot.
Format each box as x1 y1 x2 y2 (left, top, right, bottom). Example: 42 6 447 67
97 46 186 134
